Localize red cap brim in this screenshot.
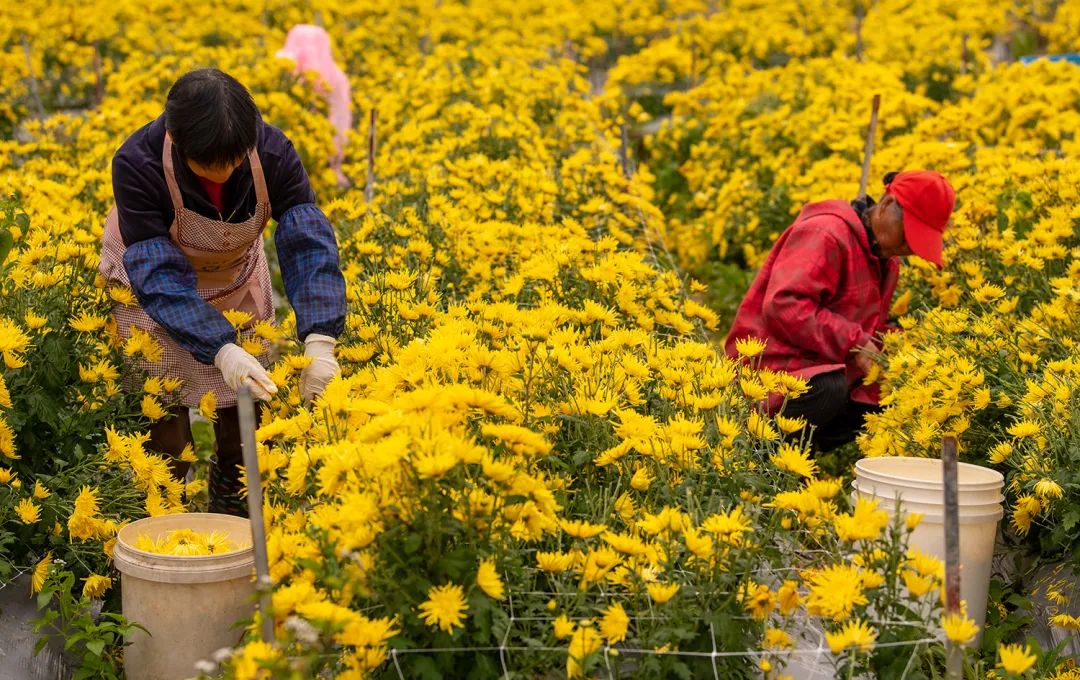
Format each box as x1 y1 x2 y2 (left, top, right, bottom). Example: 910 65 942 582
904 214 944 268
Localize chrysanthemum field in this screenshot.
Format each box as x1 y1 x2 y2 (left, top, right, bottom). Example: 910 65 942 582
2 1 1080 678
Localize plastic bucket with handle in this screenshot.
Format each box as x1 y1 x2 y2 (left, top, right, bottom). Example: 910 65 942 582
114 513 255 680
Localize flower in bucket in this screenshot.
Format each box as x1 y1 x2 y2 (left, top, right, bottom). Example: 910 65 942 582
136 529 247 556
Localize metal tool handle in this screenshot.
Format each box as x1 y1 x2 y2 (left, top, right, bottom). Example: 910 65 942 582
942 435 962 678
237 384 275 644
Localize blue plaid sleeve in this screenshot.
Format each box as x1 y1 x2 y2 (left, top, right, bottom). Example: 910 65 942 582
123 237 235 365
275 203 346 341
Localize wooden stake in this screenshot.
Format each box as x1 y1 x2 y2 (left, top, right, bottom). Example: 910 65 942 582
688 40 697 89
942 435 962 679
92 41 104 108
858 93 881 198
21 37 46 120
619 123 632 179
854 7 864 62
365 108 377 204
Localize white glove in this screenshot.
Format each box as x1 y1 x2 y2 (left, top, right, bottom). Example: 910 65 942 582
214 343 278 401
300 333 339 402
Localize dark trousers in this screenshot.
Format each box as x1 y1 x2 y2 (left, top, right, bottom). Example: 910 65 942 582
781 371 880 453
147 404 258 516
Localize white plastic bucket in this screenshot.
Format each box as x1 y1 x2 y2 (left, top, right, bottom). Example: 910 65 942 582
114 513 255 680
851 457 1004 634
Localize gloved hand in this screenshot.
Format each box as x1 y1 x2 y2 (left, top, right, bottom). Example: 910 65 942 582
214 343 278 401
300 333 339 402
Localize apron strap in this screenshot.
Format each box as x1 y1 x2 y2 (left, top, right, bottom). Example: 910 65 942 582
161 132 185 213
249 146 270 207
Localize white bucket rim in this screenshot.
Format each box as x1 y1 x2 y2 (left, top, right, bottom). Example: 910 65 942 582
856 469 1003 492
856 456 1003 488
851 481 1005 506
115 513 255 584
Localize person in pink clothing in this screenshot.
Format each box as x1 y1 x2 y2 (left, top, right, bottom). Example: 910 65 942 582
277 24 352 187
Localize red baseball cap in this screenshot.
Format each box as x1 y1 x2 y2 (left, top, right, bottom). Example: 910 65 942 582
884 170 956 267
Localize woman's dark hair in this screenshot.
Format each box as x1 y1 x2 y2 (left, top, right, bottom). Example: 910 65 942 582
165 69 258 168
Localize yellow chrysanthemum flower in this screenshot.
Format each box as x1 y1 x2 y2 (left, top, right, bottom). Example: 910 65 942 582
646 582 680 604
141 395 167 422
942 611 979 645
734 337 766 358
997 643 1036 675
82 574 113 599
222 309 253 328
199 390 218 422
553 614 575 640
770 443 817 478
418 583 468 633
31 552 52 594
826 619 877 655
15 497 40 524
475 558 504 600
599 602 629 644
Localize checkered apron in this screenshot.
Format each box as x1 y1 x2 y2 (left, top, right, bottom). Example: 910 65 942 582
99 132 274 408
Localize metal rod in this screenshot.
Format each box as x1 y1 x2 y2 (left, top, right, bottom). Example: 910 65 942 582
858 94 881 198
238 384 275 644
365 108 377 204
942 435 962 679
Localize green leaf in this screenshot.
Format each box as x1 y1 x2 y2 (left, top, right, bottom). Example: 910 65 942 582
65 632 87 651
466 653 499 680
85 639 106 657
31 608 57 634
409 654 443 680
403 533 423 555
0 228 12 266
36 589 54 610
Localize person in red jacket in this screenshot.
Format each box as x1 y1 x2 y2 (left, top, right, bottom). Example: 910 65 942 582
725 170 956 452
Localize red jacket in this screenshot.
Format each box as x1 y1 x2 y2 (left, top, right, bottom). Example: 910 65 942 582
724 200 899 406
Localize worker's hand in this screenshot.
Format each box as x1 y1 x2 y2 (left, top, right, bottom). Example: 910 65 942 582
214 343 278 401
300 334 339 402
853 340 878 375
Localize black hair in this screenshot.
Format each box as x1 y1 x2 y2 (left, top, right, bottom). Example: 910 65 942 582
165 69 258 168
